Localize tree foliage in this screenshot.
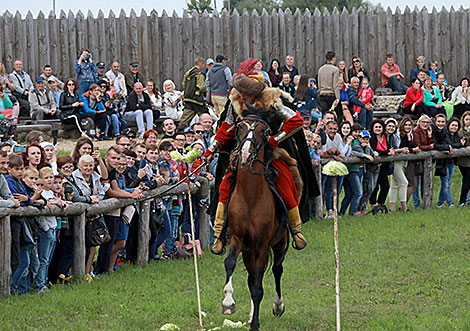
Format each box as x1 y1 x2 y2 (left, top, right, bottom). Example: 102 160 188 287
187 0 214 14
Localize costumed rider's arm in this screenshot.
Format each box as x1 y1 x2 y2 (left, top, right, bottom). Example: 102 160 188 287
268 104 303 148
203 105 237 158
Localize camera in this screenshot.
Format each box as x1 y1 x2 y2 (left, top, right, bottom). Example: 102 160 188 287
84 54 91 60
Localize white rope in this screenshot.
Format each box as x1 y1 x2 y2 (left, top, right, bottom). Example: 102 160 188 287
185 163 203 330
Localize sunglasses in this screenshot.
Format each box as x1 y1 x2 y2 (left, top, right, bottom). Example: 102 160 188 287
353 60 360 63
67 83 75 86
195 130 204 134
127 135 136 139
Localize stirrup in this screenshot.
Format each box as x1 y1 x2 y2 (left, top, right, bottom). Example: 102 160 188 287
291 232 307 251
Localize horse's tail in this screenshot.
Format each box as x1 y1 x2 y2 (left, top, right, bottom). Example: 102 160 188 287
273 148 303 203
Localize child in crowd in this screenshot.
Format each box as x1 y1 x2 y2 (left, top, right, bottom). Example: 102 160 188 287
35 167 66 292
105 93 127 137
354 78 374 124
340 130 374 216
356 130 378 215
304 131 321 167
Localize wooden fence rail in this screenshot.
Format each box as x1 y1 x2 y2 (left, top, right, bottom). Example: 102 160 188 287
0 7 469 91
314 147 470 217
0 181 209 298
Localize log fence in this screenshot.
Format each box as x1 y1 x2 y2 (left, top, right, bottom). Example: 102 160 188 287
0 7 469 91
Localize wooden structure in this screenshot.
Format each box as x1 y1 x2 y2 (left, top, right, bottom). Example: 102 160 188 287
0 181 210 298
0 7 469 90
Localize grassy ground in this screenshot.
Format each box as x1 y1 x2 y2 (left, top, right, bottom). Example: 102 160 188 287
2 206 470 330
2 168 469 330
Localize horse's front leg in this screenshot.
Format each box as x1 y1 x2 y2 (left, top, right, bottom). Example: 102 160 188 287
245 249 268 331
222 241 240 315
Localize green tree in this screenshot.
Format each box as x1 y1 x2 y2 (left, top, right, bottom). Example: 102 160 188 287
223 0 280 13
187 0 214 14
282 0 381 13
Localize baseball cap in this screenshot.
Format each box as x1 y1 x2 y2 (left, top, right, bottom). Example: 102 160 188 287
96 61 105 68
359 130 370 138
206 58 214 65
183 127 195 134
35 76 45 83
215 54 228 62
129 61 139 67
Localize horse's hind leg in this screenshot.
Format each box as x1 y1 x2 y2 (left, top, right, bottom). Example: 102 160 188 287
272 233 288 317
222 242 240 315
244 249 268 331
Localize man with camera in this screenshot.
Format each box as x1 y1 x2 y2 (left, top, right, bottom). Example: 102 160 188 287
74 49 98 95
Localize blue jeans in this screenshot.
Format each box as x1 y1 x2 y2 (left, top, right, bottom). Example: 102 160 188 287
340 170 363 216
154 205 170 252
358 166 379 212
358 107 374 129
105 114 127 136
323 175 344 212
438 162 455 206
413 176 424 207
123 109 153 137
11 245 38 294
163 199 179 254
35 228 56 290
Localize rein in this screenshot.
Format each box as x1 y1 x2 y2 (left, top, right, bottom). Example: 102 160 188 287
236 114 272 175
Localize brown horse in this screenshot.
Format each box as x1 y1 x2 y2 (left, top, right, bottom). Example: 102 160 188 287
222 110 289 331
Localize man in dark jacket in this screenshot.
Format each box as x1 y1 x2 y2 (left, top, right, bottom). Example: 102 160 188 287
124 61 146 96
179 57 208 128
205 54 232 117
124 82 153 138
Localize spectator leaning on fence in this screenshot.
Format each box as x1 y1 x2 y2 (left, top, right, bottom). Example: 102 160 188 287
380 54 407 94
75 49 98 95
9 59 34 115
205 54 232 117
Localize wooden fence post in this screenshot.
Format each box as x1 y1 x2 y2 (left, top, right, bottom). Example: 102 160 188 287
199 205 210 250
422 155 434 209
137 201 150 265
73 212 86 278
0 216 11 298
314 164 324 220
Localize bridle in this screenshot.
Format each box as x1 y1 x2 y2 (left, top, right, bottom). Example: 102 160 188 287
235 114 272 175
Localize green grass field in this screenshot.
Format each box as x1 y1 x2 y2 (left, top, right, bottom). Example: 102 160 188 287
2 171 470 330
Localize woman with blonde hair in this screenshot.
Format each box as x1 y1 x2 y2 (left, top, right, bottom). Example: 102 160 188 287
162 79 183 120
348 56 369 84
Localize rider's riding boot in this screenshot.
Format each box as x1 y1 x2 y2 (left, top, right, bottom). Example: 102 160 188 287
211 202 227 255
287 206 307 250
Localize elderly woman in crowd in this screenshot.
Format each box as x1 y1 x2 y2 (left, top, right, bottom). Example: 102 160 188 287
71 154 109 276
71 137 108 179
422 76 444 117
348 56 369 84
162 79 183 120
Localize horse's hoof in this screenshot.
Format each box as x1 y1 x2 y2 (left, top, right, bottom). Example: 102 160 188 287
272 304 285 317
222 303 237 315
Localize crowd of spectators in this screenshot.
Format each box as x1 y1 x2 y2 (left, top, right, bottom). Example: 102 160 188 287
2 48 470 294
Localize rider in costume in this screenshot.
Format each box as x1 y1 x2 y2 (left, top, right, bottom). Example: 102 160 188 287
205 59 316 254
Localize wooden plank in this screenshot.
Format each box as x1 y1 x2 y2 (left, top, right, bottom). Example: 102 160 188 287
58 11 69 78
294 8 304 73
261 9 270 68
422 157 433 209
421 7 430 65
37 11 48 72
271 9 280 64
199 206 210 250
340 7 351 71
96 10 106 63
213 10 221 58
449 7 458 85
331 8 341 62
68 11 77 77
385 8 393 54
221 9 231 66
48 11 59 75
376 9 385 88
2 12 13 69
201 10 211 59
0 216 11 298
279 9 286 61
25 12 36 78
366 8 377 89
13 12 26 65
172 11 183 89
241 9 250 60
357 7 367 72
72 213 86 278
139 9 151 82
284 8 294 60
458 8 468 81
394 7 405 83
76 11 86 55
137 201 150 265
350 7 359 59
129 9 139 67
305 9 314 75
118 9 129 70
86 11 97 59
430 7 439 69
107 10 118 69
313 166 323 219
252 10 262 62
439 7 450 81
161 10 172 86
323 8 332 54
403 6 413 82
149 10 161 86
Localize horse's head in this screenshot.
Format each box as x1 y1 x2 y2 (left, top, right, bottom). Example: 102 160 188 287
236 108 272 170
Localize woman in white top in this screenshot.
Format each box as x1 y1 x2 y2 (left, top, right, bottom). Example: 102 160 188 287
162 79 183 120
145 79 163 113
451 77 470 119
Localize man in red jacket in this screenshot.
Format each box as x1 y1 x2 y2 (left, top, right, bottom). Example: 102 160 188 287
204 68 307 255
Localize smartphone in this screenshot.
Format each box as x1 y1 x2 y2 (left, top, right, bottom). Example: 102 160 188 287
13 145 26 153
139 159 147 169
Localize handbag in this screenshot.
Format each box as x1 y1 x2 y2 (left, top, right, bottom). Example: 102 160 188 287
415 160 424 176
175 233 202 257
85 214 111 247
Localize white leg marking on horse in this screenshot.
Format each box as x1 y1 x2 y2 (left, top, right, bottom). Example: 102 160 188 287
222 276 235 308
248 299 254 324
273 292 285 316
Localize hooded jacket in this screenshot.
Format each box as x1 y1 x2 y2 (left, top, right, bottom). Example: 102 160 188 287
182 66 207 105
205 63 233 97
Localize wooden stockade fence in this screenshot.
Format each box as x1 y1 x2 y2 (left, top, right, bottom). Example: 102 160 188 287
0 181 210 298
0 7 469 91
